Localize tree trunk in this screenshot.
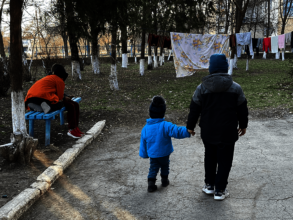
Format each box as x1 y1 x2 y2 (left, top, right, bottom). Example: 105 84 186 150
147 44 153 70
65 0 81 80
153 46 158 68
121 24 128 68
69 37 81 80
62 34 69 58
0 29 5 58
267 0 270 37
91 32 100 74
281 25 285 35
229 0 250 75
109 26 119 90
224 1 230 34
160 47 163 66
4 0 38 164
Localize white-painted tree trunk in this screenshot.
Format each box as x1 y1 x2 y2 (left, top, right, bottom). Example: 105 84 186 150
109 64 119 90
148 55 152 69
263 52 267 59
275 51 280 59
135 56 137 64
140 59 145 76
160 56 163 66
22 53 27 66
42 60 46 70
154 56 158 68
122 53 127 68
28 58 33 73
168 50 172 60
162 53 165 65
246 59 249 71
282 50 285 61
233 55 238 69
72 60 82 80
91 55 100 74
228 58 233 75
11 91 27 135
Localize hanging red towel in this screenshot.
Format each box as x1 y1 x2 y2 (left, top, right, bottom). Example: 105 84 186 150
163 37 172 49
147 33 153 45
157 35 164 48
148 33 159 46
263 37 271 53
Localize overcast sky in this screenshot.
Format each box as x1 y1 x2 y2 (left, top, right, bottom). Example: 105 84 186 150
2 0 52 36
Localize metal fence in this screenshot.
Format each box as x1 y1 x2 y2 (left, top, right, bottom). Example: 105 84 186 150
4 45 170 59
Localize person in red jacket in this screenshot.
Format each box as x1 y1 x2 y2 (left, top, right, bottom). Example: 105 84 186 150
25 64 83 138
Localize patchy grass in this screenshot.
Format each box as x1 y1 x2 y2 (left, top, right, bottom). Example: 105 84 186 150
1 58 292 147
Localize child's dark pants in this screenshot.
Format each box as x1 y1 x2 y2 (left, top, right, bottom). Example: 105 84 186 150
148 155 170 179
203 141 235 191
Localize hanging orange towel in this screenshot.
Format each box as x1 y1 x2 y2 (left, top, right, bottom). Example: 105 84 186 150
24 75 65 109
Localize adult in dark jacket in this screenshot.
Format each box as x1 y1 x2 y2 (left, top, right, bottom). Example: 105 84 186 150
186 54 248 201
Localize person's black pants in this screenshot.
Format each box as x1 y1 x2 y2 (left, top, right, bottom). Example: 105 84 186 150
203 141 235 191
26 97 64 112
63 98 80 129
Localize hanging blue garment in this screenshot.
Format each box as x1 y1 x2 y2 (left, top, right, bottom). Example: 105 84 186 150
236 32 253 57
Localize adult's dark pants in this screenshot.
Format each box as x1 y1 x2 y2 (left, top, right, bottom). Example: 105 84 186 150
203 140 235 191
26 97 64 112
63 98 80 130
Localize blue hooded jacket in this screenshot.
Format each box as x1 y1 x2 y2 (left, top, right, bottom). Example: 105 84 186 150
139 118 190 158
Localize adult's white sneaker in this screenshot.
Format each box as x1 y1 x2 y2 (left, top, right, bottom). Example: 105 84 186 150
214 189 230 201
202 184 215 195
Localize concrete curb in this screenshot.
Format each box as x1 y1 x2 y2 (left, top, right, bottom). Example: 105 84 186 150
0 120 106 220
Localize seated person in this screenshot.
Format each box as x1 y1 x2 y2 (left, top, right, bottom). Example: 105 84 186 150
24 63 83 138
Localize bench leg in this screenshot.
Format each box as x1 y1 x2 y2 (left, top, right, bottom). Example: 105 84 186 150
60 110 64 125
29 120 34 137
45 119 51 146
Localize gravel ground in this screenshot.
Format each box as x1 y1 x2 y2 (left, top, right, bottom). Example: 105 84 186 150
19 115 293 220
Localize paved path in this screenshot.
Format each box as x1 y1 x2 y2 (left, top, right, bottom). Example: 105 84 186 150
20 117 293 220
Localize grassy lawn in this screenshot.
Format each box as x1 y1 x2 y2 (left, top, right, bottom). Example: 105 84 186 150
71 59 292 112
2 57 292 145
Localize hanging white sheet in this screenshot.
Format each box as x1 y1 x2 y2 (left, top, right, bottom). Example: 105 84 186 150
170 32 229 78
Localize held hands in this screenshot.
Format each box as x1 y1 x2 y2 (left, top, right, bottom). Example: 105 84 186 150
188 129 195 136
238 128 246 136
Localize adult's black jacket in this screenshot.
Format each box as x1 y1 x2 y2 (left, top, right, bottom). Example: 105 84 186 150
186 73 249 144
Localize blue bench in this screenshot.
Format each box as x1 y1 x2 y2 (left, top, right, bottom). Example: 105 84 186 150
25 97 82 146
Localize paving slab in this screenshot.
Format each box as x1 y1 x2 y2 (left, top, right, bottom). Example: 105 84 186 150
19 117 293 220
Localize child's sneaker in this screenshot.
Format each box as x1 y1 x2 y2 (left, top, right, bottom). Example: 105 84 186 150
202 184 215 195
214 189 229 201
161 175 169 187
67 129 81 139
147 179 157 192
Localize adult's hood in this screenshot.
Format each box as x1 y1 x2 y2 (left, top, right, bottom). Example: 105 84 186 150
202 73 233 93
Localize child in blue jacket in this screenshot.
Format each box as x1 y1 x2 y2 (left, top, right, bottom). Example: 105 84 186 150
140 96 193 192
